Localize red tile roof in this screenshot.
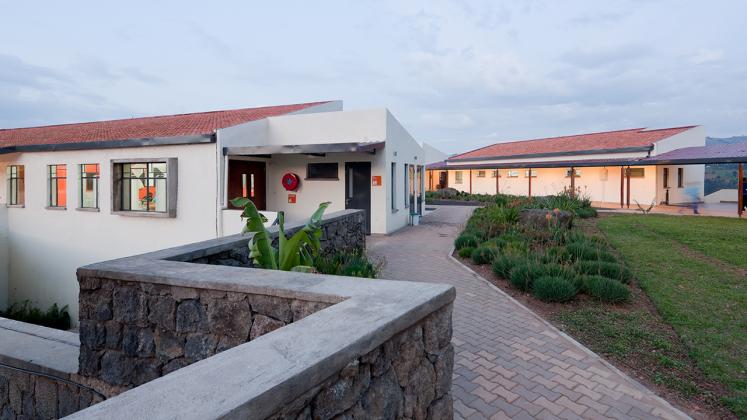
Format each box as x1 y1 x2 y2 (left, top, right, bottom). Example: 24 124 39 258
450 126 697 161
0 101 331 149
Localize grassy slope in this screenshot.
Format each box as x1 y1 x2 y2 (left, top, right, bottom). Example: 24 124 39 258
597 214 747 417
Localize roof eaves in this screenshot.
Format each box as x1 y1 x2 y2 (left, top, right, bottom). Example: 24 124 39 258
448 145 654 163
0 133 215 155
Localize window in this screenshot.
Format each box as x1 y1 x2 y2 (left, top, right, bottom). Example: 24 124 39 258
455 171 463 184
391 162 397 212
404 164 409 207
306 162 338 179
491 170 498 178
408 164 416 210
6 165 24 206
677 168 684 188
663 168 669 188
112 159 176 217
627 168 645 178
565 169 581 178
477 170 486 178
524 169 537 178
48 164 67 208
507 170 519 178
80 164 100 209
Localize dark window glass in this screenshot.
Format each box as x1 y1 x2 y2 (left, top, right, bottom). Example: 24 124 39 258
677 168 684 188
117 162 168 212
391 162 396 211
306 162 338 179
663 168 669 188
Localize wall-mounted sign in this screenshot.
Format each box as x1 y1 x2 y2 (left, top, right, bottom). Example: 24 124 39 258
371 175 382 186
288 194 296 204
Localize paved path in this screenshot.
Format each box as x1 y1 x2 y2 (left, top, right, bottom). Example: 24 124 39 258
367 206 689 420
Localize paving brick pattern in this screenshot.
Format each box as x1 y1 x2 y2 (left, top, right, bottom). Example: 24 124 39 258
368 206 690 420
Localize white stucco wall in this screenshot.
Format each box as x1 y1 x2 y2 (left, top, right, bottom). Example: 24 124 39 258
0 143 218 320
385 111 426 233
652 126 706 154
655 165 705 204
0 206 8 310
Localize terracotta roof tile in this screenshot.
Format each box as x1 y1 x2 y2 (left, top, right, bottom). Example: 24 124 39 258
450 126 697 161
0 101 330 148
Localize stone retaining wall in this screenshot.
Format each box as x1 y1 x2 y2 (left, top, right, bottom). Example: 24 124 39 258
0 365 103 419
267 303 454 420
191 210 366 267
78 276 331 390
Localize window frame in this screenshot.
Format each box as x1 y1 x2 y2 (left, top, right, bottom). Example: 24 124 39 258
111 158 177 218
390 162 397 213
627 167 645 178
454 171 463 184
47 164 68 209
79 163 100 211
476 170 486 178
507 170 519 178
663 167 669 188
491 170 498 178
403 164 409 208
6 165 25 207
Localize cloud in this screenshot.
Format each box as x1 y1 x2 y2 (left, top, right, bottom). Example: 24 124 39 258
568 11 629 26
688 49 724 65
559 43 653 69
420 111 475 129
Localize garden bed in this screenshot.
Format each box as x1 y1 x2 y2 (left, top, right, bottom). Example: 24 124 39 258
453 205 738 419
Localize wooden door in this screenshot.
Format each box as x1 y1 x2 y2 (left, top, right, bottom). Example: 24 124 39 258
227 160 266 210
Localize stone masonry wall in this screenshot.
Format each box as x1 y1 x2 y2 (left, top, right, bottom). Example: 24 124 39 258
78 276 331 391
0 366 103 419
267 303 454 420
193 210 366 267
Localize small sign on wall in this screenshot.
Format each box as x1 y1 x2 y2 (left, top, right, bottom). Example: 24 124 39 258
372 175 382 186
288 194 296 204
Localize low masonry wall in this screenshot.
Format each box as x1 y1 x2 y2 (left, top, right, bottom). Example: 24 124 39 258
64 208 455 419
0 318 104 419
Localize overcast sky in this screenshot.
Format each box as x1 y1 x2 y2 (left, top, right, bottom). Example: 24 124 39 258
2 0 746 153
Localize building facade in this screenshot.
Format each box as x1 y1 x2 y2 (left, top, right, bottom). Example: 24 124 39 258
428 126 707 206
0 100 434 318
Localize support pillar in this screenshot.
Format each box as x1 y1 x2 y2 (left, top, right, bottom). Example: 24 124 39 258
626 166 631 209
620 166 625 208
739 163 744 218
495 169 500 195
528 168 532 198
569 167 575 198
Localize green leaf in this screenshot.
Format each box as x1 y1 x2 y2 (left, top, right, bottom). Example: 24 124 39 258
290 265 317 273
233 197 277 269
277 202 330 271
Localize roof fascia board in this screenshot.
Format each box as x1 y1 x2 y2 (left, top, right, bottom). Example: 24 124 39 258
0 134 215 155
224 141 385 156
449 145 654 162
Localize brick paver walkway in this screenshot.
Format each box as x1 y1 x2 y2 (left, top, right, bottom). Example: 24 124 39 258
367 206 690 420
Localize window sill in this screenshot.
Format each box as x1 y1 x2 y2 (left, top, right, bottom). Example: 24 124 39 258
5 204 25 208
76 207 100 212
111 210 175 218
45 206 67 211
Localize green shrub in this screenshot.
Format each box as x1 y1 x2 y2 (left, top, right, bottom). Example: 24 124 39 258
584 275 630 303
508 262 534 291
0 301 71 330
566 242 617 263
532 276 578 302
471 246 497 265
541 247 571 264
454 233 479 250
313 252 381 278
574 260 633 283
575 207 598 218
458 246 475 258
492 254 524 278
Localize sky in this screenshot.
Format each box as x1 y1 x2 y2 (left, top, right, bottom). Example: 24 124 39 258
1 0 746 154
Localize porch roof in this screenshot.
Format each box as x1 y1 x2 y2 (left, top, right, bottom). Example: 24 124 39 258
428 143 747 170
224 141 384 156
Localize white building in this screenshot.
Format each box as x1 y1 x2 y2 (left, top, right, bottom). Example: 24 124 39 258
0 100 432 318
427 126 707 206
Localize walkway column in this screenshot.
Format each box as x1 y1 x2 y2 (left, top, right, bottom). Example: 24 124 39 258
569 166 575 198
739 163 744 217
495 169 500 195
620 166 625 208
626 166 631 209
528 168 532 198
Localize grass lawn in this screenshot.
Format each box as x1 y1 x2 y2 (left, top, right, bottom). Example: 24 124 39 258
597 214 747 417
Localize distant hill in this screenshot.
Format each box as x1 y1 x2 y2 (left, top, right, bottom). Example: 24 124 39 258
704 136 747 195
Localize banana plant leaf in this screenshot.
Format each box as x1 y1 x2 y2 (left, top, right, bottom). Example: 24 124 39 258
230 197 277 269
277 202 330 271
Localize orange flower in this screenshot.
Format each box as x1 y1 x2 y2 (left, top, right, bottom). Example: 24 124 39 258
545 212 552 221
553 208 561 214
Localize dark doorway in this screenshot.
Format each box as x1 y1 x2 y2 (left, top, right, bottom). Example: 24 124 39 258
438 171 448 189
227 159 267 210
345 162 371 234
